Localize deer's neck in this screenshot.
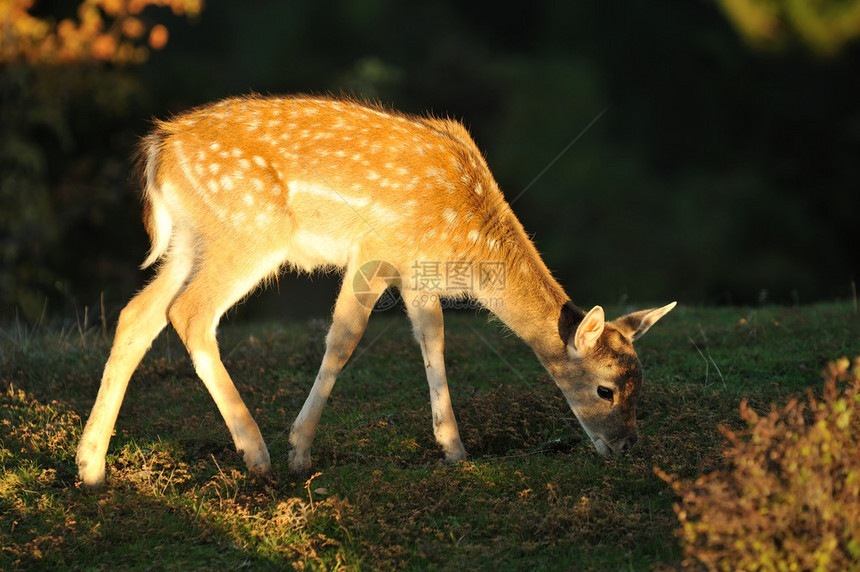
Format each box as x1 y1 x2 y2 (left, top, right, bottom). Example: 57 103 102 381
481 211 577 367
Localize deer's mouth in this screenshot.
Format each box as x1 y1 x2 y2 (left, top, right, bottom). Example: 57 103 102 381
592 433 639 457
591 437 612 457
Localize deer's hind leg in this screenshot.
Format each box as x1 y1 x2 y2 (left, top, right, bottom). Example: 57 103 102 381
165 243 283 477
77 232 196 487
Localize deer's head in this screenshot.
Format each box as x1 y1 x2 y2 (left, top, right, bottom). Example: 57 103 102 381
553 302 676 456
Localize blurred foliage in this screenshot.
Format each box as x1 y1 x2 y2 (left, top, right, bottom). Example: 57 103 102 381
1 0 858 320
719 0 860 56
0 0 202 64
0 0 201 319
0 64 144 318
658 357 860 570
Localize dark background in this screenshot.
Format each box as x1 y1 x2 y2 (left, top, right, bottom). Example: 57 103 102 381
2 1 859 324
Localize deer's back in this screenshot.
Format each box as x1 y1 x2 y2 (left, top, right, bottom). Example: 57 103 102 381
149 95 510 273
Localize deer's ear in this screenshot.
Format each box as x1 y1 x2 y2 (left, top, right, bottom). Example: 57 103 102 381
613 302 677 342
567 305 605 355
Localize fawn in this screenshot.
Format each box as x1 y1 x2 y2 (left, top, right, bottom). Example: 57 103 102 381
75 95 676 486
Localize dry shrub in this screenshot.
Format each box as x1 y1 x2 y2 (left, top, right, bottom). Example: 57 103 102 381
657 357 860 571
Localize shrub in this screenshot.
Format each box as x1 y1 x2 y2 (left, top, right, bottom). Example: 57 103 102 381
657 357 860 571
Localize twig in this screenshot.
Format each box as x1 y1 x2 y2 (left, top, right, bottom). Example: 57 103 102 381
304 472 323 511
689 330 727 390
100 292 108 342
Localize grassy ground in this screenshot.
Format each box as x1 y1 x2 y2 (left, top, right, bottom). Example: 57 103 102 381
1 301 858 570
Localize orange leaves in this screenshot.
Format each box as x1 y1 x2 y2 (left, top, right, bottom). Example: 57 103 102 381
0 0 203 65
657 357 860 570
148 23 167 50
120 16 145 38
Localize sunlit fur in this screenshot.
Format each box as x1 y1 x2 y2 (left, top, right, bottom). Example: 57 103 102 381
75 95 676 486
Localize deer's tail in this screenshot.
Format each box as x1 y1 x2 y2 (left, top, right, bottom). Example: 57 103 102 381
137 131 173 269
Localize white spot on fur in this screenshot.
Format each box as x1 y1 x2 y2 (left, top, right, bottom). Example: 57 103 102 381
253 156 267 168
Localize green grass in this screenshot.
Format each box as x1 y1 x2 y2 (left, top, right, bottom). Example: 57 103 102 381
1 302 858 570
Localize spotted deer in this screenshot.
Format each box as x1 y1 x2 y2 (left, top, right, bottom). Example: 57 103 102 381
75 95 676 486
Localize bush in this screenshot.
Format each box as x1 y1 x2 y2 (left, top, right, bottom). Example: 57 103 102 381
657 357 860 571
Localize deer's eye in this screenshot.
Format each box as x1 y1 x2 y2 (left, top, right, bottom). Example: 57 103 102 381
597 385 614 402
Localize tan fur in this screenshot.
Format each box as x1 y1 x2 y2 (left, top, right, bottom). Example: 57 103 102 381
75 95 676 486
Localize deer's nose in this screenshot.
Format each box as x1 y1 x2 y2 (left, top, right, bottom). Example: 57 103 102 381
615 433 638 455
